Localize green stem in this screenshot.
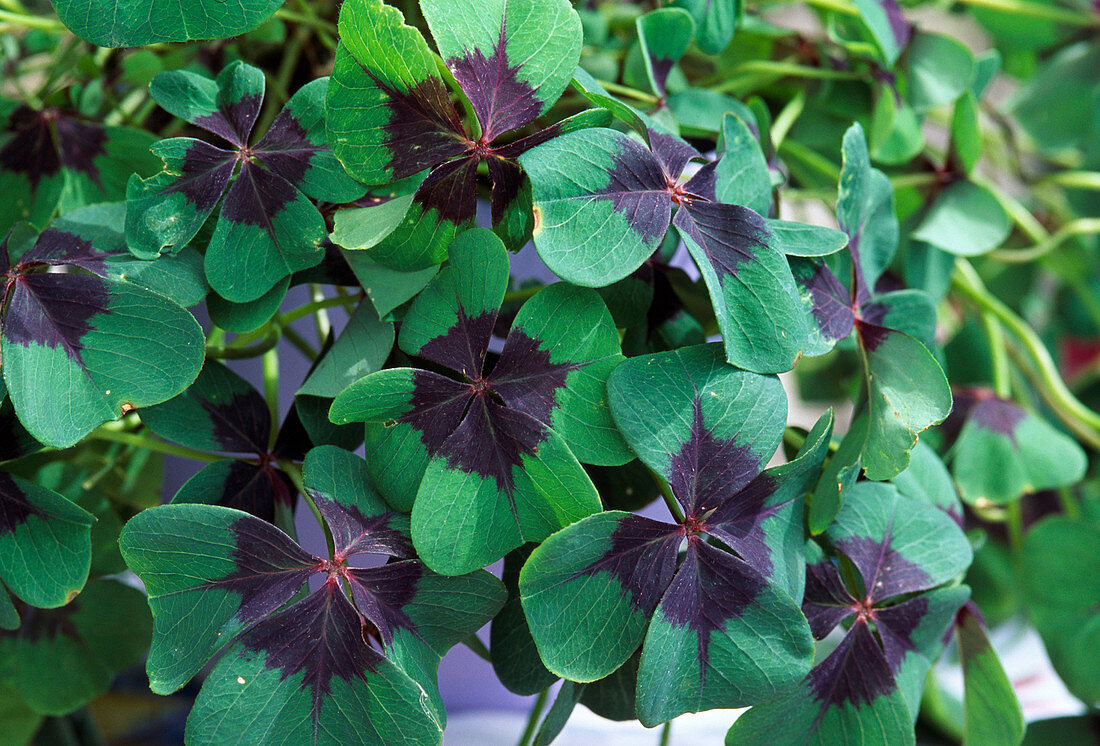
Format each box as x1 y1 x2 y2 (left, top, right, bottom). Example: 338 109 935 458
206 327 281 359
282 325 319 359
783 426 807 452
779 140 841 182
1039 170 1100 191
592 79 660 105
310 284 332 342
981 312 1011 398
462 633 492 662
517 689 550 746
1057 487 1081 520
503 286 543 305
953 260 1100 448
90 430 221 462
274 8 338 35
950 0 1098 26
648 467 685 523
989 218 1100 263
262 349 280 450
770 90 805 150
280 460 336 558
658 722 672 746
280 295 357 325
0 8 67 31
1006 499 1024 555
713 60 863 92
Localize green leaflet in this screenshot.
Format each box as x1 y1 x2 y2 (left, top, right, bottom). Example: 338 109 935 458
52 0 283 47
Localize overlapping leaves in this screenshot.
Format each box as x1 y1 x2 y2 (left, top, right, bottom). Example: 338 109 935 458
119 445 505 746
1 207 205 448
727 482 972 745
127 61 364 302
331 228 628 575
0 102 160 236
520 345 832 725
326 0 585 266
522 122 820 374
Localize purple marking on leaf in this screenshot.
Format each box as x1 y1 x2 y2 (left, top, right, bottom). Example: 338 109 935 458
578 514 682 615
969 396 1026 445
855 319 891 354
490 329 580 427
218 515 319 626
210 462 292 523
881 0 912 50
239 581 383 712
592 138 671 245
487 155 525 228
220 160 300 228
365 69 468 179
252 109 322 186
0 472 43 537
403 370 475 455
55 116 108 188
416 308 496 381
802 559 857 640
666 400 761 519
434 396 549 495
20 230 106 274
683 161 718 202
808 620 896 708
200 386 270 454
659 539 766 669
650 60 675 98
0 107 60 190
648 130 700 180
673 200 771 281
2 273 109 360
447 21 544 141
490 121 564 160
170 140 237 212
834 535 931 604
875 595 928 672
796 261 855 342
346 560 421 647
704 471 783 578
2 598 79 642
193 93 263 147
309 491 414 560
412 153 480 226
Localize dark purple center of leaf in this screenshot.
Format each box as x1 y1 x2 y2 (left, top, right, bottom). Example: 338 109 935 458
659 539 766 670
240 581 384 711
875 595 929 671
673 200 770 281
491 330 579 426
1 272 109 360
447 21 543 141
835 534 932 604
172 140 238 212
578 514 682 615
194 93 263 148
969 395 1026 444
219 517 320 626
592 139 671 244
220 160 301 228
0 106 61 190
855 319 890 353
310 491 414 561
55 116 108 188
346 560 421 647
0 472 44 537
252 109 322 186
366 69 468 180
796 261 855 342
666 400 761 519
213 462 294 523
808 619 896 708
2 597 80 642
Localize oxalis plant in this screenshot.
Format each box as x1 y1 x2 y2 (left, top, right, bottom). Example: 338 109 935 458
1 0 1099 744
